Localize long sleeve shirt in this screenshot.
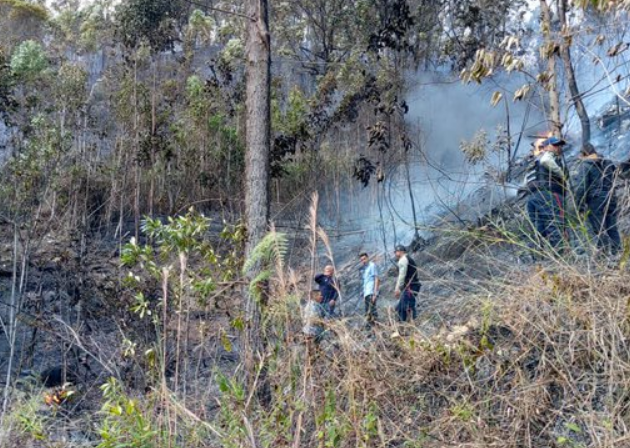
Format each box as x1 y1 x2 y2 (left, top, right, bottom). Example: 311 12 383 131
314 274 339 303
539 151 565 178
396 255 408 292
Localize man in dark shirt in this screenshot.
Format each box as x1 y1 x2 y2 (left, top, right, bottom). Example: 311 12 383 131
314 265 340 317
394 245 421 322
522 136 569 250
575 143 621 254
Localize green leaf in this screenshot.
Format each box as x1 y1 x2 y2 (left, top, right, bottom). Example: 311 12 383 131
565 422 582 433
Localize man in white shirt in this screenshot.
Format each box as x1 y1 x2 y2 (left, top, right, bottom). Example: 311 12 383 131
359 252 380 328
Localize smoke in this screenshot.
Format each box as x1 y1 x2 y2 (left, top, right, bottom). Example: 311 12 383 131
316 70 545 266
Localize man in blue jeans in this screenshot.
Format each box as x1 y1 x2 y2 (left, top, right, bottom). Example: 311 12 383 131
393 245 421 322
359 252 379 327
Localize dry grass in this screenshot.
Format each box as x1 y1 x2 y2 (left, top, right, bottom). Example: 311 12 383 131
245 255 630 448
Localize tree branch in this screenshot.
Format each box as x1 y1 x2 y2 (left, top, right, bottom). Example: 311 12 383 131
183 0 254 21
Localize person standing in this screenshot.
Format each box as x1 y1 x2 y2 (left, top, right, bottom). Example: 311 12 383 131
359 252 379 327
523 136 569 250
393 245 421 322
575 143 621 254
314 265 340 317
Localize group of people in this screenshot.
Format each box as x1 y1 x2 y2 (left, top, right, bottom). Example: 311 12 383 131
523 136 621 253
303 134 624 342
302 245 422 342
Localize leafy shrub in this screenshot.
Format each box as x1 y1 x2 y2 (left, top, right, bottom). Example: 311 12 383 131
10 39 47 81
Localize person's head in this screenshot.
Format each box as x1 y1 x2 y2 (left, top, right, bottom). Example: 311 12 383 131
532 138 546 156
541 136 566 154
359 252 369 266
394 244 407 260
580 142 598 158
311 288 322 302
532 135 566 156
324 265 334 276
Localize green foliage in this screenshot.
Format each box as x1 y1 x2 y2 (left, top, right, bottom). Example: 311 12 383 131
187 9 214 44
53 3 110 51
1 113 69 219
0 45 14 108
142 211 211 255
55 62 88 110
450 400 475 422
97 377 159 448
114 0 187 51
272 86 309 136
8 393 50 442
316 388 351 447
0 0 48 21
122 210 244 322
216 373 248 448
185 74 210 120
221 38 244 63
361 402 380 443
242 231 288 299
242 231 288 275
10 39 47 81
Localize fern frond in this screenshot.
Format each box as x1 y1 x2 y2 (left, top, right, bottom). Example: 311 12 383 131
242 231 288 275
249 269 272 300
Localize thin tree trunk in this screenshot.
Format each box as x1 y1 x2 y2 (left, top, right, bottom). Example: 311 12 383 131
540 0 563 137
242 0 271 388
133 58 140 241
557 0 591 145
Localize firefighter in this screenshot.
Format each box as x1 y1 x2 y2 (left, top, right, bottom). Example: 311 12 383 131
523 136 569 250
575 143 622 254
393 245 421 322
314 265 340 317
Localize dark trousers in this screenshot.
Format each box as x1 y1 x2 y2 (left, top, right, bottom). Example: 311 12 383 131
527 190 565 249
396 289 418 322
586 197 621 253
322 300 336 317
364 295 377 325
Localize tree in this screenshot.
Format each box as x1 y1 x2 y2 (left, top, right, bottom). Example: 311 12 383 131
242 0 271 387
540 0 562 137
557 0 591 144
114 0 187 52
0 0 49 52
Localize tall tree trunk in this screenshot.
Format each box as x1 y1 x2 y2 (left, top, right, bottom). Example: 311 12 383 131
540 0 562 137
242 0 271 384
557 0 591 145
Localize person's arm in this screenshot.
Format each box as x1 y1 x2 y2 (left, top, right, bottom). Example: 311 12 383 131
314 274 324 285
395 257 408 292
540 151 564 178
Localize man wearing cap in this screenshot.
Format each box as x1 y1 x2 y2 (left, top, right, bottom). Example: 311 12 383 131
523 136 569 250
394 245 421 322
